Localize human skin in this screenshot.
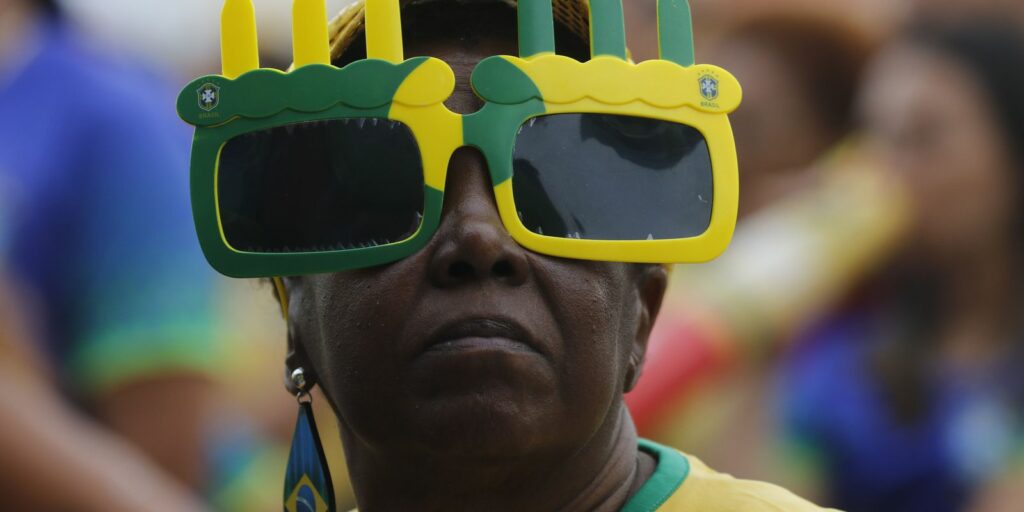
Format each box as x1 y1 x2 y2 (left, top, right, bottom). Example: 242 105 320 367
711 39 834 218
1 0 220 501
906 0 1024 25
859 40 1022 510
859 43 1018 270
281 10 669 512
858 42 1021 369
0 277 208 512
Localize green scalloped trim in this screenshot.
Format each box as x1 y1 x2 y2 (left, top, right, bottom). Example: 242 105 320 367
177 59 427 127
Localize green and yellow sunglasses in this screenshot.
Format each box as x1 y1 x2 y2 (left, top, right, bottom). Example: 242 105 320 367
177 0 742 278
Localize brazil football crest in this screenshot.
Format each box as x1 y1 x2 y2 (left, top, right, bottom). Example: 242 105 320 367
197 82 220 112
698 74 719 101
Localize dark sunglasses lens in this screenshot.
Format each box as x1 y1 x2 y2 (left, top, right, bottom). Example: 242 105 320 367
512 113 713 241
217 118 424 254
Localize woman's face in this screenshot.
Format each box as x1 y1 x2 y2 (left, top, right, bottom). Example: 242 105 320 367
858 42 1017 264
284 30 666 461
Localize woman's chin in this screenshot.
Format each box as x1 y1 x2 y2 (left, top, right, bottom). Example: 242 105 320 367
402 386 564 460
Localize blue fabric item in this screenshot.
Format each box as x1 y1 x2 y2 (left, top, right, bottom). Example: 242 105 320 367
780 312 1023 512
0 180 11 257
284 402 334 512
0 19 218 393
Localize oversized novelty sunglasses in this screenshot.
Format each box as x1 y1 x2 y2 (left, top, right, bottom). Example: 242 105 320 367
178 0 742 278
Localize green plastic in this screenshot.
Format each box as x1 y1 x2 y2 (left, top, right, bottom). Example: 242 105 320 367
177 59 424 127
658 0 695 66
182 0 735 278
182 58 432 278
469 55 545 105
183 52 553 278
466 56 546 186
518 0 556 57
588 0 628 59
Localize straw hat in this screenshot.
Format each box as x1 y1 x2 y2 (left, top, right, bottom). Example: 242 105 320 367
326 0 593 60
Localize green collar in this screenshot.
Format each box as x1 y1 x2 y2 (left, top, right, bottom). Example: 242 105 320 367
620 439 691 512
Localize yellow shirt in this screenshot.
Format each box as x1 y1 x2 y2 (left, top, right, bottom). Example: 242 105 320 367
348 440 836 511
624 440 838 512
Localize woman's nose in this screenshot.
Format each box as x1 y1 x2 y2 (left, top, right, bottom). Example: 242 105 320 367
427 147 530 288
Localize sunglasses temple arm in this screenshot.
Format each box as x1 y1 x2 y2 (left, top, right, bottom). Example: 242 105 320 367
365 0 405 63
273 277 290 321
657 0 695 66
221 0 260 78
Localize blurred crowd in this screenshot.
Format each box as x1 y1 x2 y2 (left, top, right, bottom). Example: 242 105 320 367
1 0 1022 511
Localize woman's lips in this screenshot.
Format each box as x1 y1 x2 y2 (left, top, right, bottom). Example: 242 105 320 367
417 317 541 357
428 336 534 354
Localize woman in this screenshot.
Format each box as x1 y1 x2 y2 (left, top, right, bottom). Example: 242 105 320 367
711 10 871 218
1 204 204 510
181 0 834 509
781 20 1024 512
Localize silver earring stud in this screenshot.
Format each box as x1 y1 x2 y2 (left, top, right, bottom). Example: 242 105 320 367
291 367 307 393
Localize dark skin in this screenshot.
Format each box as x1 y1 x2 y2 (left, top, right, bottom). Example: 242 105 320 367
282 15 668 512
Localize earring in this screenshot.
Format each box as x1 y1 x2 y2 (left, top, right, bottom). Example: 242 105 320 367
284 368 335 512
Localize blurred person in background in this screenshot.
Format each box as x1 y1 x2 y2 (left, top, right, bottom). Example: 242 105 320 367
780 20 1024 512
0 0 275 508
710 12 871 218
0 269 207 510
1 114 204 510
906 0 1024 27
625 5 912 478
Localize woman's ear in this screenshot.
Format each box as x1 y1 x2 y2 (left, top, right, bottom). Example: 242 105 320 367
284 325 319 396
282 277 319 395
625 265 669 393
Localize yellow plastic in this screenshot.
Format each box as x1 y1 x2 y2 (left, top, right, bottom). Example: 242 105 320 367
489 54 741 263
272 276 290 320
292 0 331 67
194 0 743 282
221 0 260 78
389 58 463 191
505 55 741 113
364 0 404 63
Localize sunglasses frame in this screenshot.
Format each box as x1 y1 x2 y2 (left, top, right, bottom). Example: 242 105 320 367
178 0 741 278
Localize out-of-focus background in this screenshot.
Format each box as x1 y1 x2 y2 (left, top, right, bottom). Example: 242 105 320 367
1 0 1022 510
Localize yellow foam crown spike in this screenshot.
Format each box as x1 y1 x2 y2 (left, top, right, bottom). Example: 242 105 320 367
221 0 260 78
